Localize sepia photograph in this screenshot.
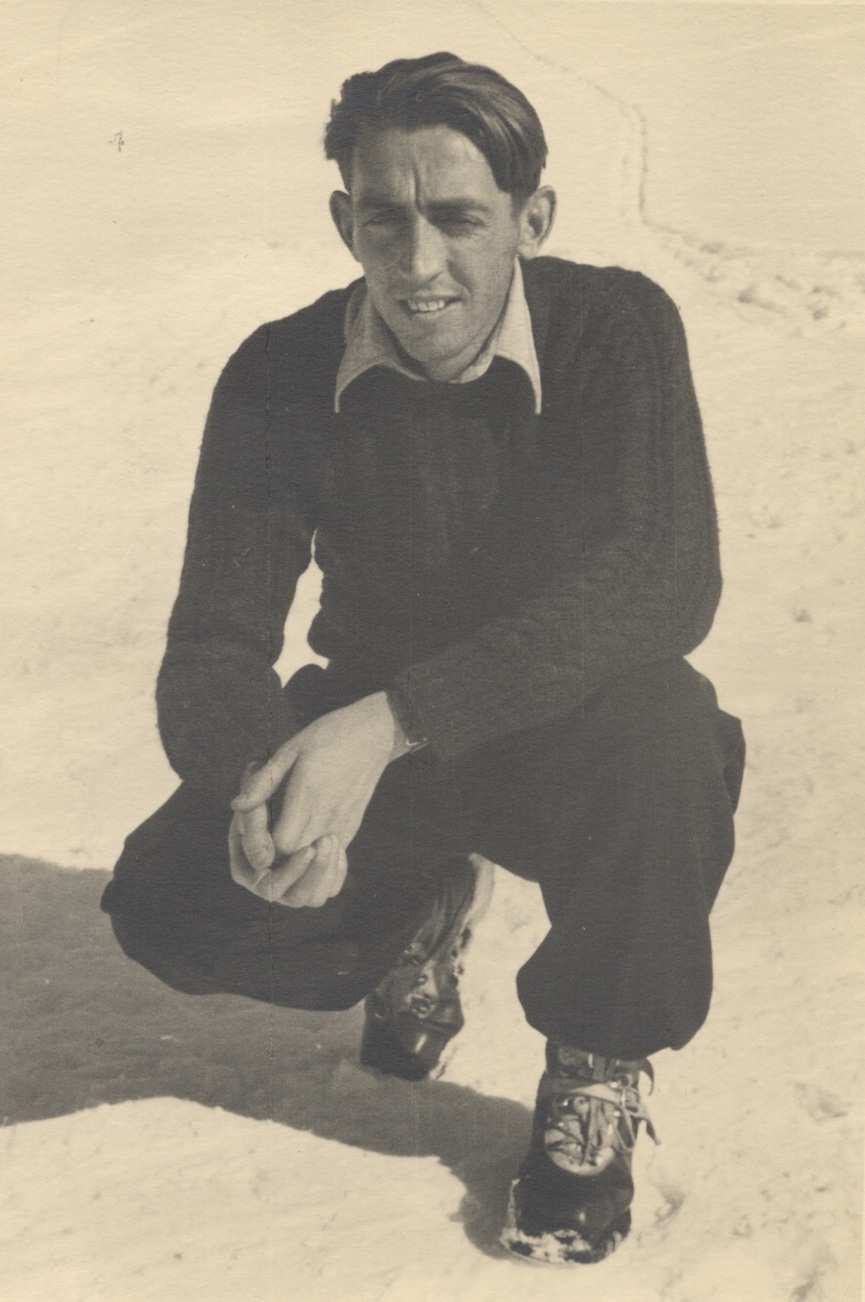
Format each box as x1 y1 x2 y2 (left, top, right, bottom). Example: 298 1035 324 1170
2 2 862 1298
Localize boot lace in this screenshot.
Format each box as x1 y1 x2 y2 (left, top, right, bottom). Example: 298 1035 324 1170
543 1053 659 1175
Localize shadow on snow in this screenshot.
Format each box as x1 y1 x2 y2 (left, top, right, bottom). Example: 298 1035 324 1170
1 855 530 1256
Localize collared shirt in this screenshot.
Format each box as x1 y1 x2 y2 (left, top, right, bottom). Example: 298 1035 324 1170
334 258 543 414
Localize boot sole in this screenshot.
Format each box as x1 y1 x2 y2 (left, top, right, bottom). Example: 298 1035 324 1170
500 1177 631 1266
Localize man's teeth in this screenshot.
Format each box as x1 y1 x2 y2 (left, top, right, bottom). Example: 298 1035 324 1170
407 299 451 314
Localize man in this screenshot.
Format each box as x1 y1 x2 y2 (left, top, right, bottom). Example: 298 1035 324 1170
102 53 745 1265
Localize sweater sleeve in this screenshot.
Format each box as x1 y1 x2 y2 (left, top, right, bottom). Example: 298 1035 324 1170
389 274 721 760
156 325 315 803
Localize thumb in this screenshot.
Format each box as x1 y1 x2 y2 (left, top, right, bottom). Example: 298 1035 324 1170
231 741 300 811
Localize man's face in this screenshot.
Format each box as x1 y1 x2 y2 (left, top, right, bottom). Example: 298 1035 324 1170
331 125 547 382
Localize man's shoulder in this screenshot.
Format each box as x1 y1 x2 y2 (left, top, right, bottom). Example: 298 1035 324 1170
523 256 675 317
220 280 361 405
261 280 360 360
523 257 681 366
266 279 360 332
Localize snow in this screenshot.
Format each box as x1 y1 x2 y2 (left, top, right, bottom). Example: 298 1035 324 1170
2 4 863 1300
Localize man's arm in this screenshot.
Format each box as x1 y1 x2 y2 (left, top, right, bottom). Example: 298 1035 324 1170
156 325 315 805
157 318 408 909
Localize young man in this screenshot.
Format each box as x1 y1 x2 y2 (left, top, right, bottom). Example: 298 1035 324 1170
102 53 745 1265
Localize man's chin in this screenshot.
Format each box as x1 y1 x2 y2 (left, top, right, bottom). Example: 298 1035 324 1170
386 335 463 383
395 323 490 380
404 351 468 382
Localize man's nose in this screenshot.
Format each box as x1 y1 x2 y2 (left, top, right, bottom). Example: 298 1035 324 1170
403 215 444 282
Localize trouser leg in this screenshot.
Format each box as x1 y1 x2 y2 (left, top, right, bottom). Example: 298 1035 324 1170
461 658 745 1060
103 656 744 1051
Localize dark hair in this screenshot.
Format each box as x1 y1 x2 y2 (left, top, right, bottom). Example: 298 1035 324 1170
324 52 547 201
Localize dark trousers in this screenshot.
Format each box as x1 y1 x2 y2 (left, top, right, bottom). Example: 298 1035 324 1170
102 658 744 1061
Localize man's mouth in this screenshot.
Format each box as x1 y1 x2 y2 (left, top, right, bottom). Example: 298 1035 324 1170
403 297 458 316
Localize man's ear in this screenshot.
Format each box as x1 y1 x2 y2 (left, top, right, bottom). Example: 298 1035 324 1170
516 185 557 260
330 191 359 260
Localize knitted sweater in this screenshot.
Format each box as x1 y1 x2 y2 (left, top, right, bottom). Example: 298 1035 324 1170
157 256 721 802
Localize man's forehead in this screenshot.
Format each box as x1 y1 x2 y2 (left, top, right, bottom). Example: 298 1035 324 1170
348 124 502 200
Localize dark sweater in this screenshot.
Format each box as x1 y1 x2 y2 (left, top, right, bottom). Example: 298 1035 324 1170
157 257 721 802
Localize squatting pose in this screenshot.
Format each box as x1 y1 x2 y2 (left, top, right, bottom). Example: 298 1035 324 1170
103 53 745 1265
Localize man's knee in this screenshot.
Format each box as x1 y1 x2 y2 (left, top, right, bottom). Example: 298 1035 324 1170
580 659 744 804
101 884 224 995
102 866 369 1010
100 784 363 1009
466 658 744 889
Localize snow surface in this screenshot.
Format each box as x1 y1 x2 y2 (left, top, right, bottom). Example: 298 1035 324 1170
2 5 864 1299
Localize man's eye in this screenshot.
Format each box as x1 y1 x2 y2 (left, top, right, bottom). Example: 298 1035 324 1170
440 216 481 232
365 213 401 228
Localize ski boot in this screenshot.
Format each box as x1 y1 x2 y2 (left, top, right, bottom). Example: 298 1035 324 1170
359 855 494 1081
501 1043 658 1265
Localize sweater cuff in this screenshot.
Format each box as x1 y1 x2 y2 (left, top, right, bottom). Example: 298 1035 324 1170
385 683 429 751
389 664 477 762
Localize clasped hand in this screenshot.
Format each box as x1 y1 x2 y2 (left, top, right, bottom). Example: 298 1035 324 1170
228 691 408 908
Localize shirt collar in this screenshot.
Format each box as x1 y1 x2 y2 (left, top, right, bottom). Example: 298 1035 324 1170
334 258 542 414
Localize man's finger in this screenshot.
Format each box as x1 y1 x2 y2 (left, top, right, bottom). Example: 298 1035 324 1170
280 852 333 909
332 843 349 898
231 742 300 812
228 814 275 891
265 844 319 900
273 835 341 909
228 816 251 887
237 804 274 873
247 845 316 904
303 836 343 909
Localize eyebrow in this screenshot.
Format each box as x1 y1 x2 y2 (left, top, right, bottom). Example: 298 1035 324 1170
355 194 492 217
